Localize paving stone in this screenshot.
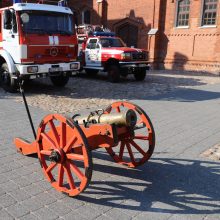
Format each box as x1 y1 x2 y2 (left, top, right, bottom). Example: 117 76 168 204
47 201 72 217
77 205 105 219
22 183 44 196
0 194 16 208
8 188 31 202
19 213 39 220
6 204 30 218
0 209 14 220
62 211 87 220
104 208 132 220
33 207 59 220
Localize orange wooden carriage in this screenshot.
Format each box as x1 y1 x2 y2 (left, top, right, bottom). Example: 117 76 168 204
14 101 155 197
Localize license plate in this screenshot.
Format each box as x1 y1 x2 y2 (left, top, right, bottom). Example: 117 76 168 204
49 67 62 72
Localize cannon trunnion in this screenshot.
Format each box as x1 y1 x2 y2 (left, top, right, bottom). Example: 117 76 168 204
14 101 155 197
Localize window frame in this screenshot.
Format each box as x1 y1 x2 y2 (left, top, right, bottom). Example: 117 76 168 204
82 9 91 24
175 0 191 28
201 0 218 27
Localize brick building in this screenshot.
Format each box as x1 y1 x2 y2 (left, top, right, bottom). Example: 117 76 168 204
70 0 220 73
1 0 219 72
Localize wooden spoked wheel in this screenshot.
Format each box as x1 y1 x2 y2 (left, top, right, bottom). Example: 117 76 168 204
105 101 155 168
36 114 92 197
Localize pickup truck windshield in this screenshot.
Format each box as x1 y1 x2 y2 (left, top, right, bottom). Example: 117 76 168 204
99 38 126 48
19 11 74 35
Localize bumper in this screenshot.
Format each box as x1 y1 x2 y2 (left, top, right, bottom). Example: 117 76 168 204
119 61 149 69
16 62 80 75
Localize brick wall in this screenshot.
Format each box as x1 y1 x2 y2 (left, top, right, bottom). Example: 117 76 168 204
156 0 220 73
1 0 219 72
70 0 220 73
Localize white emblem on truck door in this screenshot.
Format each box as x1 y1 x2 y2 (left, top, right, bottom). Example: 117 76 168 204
49 36 59 45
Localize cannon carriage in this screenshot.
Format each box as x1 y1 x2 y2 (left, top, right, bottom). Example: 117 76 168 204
14 79 155 197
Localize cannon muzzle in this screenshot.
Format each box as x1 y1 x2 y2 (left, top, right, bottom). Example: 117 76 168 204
76 109 137 127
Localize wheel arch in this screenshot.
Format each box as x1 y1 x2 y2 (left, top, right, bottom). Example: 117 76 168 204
0 50 17 75
104 58 119 71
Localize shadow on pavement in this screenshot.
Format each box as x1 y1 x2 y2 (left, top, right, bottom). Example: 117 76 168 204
0 72 215 102
148 87 220 102
78 153 220 214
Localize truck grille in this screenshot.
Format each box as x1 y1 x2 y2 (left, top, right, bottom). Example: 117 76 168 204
132 52 147 60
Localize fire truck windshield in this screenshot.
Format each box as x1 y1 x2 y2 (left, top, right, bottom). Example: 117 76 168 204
99 38 126 48
19 11 74 35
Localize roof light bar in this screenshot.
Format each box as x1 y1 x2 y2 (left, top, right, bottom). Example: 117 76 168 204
58 0 67 6
13 0 22 3
93 32 116 37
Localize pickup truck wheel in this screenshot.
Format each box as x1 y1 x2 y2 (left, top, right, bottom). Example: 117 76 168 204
134 69 146 81
50 73 69 87
0 63 18 93
85 69 99 77
107 65 120 83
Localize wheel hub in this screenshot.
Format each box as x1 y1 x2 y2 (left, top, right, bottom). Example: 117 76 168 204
49 150 61 163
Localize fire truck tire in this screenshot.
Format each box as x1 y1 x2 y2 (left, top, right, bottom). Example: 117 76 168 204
50 74 69 87
107 65 120 83
85 69 99 77
134 69 146 81
0 63 18 93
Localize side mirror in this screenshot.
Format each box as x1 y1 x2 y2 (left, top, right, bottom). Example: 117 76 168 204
96 44 100 49
4 9 12 30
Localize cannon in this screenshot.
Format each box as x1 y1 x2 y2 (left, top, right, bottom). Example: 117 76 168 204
14 80 155 197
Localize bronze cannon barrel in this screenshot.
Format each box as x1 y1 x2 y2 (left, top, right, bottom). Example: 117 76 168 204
76 109 137 127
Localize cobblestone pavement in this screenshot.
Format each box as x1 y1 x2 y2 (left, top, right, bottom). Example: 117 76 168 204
0 70 220 220
1 70 220 114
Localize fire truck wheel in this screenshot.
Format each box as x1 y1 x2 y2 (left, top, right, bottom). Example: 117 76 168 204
50 74 69 87
107 65 120 83
134 69 146 81
0 63 18 93
85 69 99 77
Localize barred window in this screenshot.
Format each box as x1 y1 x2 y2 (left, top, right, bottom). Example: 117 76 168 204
202 0 218 26
176 0 190 27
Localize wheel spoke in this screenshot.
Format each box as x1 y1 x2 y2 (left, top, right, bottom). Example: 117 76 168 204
136 119 143 124
49 120 60 147
134 135 149 140
63 137 77 153
46 162 57 173
64 162 76 190
126 142 136 164
40 132 56 149
60 122 66 148
119 142 125 159
58 164 64 187
40 150 52 156
66 153 84 161
116 106 121 113
130 140 146 156
69 161 85 181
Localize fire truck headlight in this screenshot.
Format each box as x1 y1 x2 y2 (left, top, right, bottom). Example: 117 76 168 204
27 66 38 73
121 52 132 60
70 63 79 70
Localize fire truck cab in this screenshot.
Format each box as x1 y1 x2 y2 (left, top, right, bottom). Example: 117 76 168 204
77 25 150 82
0 0 79 92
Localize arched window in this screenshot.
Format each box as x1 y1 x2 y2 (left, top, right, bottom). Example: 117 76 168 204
82 10 91 24
176 0 190 27
201 0 218 26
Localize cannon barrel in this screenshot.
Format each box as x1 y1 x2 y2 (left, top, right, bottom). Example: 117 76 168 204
76 109 137 127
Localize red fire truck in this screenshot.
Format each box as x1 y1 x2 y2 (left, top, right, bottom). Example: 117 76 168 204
0 0 79 92
77 25 150 82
